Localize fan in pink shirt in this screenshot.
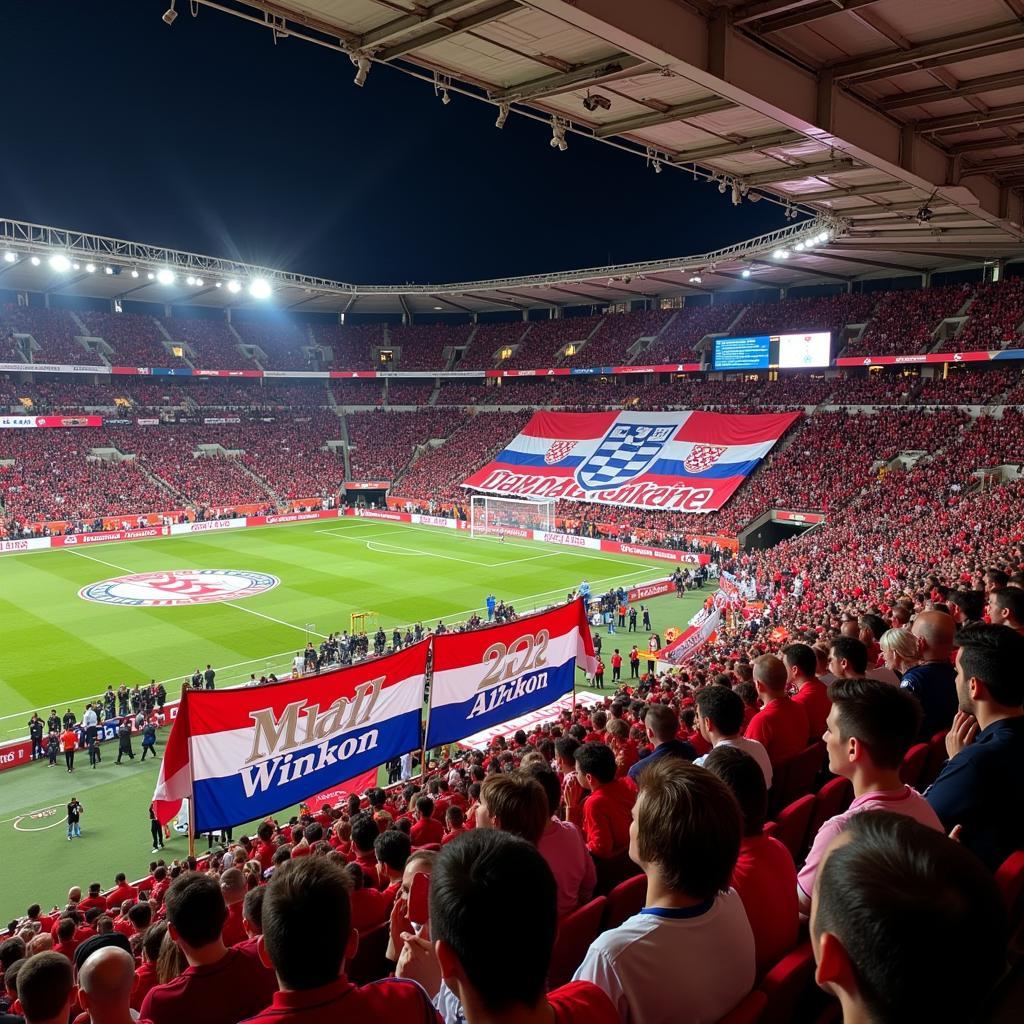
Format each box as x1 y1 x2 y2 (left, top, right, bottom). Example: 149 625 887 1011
798 678 943 915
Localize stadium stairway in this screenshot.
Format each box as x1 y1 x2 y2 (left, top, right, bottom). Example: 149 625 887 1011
237 459 281 502
336 412 353 480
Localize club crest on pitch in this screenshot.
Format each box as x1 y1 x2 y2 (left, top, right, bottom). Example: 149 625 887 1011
573 422 674 490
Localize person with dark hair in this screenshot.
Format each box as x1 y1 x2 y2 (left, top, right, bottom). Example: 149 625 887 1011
827 636 868 678
374 829 412 902
703 746 798 977
783 642 831 741
747 655 809 766
987 585 1024 634
948 589 984 629
574 759 754 1022
426 829 616 1023
140 872 277 1024
626 704 695 784
477 774 548 845
902 609 959 739
925 623 1024 869
244 857 438 1023
132 922 166 1010
554 737 585 830
522 763 595 917
411 797 444 847
15 952 74 1024
798 679 942 916
574 743 636 867
694 686 772 787
810 811 1007 1024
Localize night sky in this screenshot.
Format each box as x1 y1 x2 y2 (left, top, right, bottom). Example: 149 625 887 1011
0 1 783 284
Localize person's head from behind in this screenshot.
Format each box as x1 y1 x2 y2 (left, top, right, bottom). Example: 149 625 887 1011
374 829 411 878
955 622 1024 718
350 812 378 854
824 678 921 779
643 703 678 746
163 873 227 954
781 643 817 684
910 609 954 662
630 758 742 899
260 857 353 990
695 685 744 744
0 936 25 972
752 654 787 700
141 922 167 965
828 637 868 679
948 589 984 625
414 796 434 822
430 829 556 1017
811 811 1006 1024
520 763 561 818
16 952 73 1024
702 746 768 838
574 742 616 792
77 946 136 1024
477 774 547 843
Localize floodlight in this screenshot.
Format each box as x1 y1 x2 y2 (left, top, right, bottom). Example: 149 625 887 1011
794 242 805 251
718 179 727 194
741 269 751 278
130 269 140 278
105 266 115 275
72 262 81 270
163 2 177 25
3 252 16 263
195 277 204 286
186 275 196 286
147 272 155 280
249 278 272 300
215 281 223 288
440 88 450 106
227 280 242 294
353 56 371 87
494 103 509 129
156 268 175 285
30 256 41 266
49 254 71 272
85 263 96 273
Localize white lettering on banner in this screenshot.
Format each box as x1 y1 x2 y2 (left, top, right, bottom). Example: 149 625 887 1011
467 672 549 719
478 629 550 691
474 469 716 512
354 510 405 521
628 579 675 601
176 519 246 534
0 417 38 429
240 730 380 798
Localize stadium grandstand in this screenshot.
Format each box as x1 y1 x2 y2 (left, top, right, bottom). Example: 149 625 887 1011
2 2 1024 1023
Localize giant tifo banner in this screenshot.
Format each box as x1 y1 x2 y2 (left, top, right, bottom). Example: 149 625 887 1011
461 410 800 513
426 599 596 749
153 640 429 832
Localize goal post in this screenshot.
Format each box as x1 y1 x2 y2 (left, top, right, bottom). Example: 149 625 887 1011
470 495 555 539
350 611 379 634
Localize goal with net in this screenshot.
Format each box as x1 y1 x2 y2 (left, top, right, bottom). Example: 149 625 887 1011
470 495 555 539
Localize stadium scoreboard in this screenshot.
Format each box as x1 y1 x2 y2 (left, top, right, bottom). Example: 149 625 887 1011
712 332 831 371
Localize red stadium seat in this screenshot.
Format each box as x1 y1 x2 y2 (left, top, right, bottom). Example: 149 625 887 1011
769 742 826 816
764 794 816 863
807 776 853 840
919 731 951 789
717 989 767 1024
602 873 646 931
548 896 607 990
996 850 1024 926
757 939 816 1024
899 743 930 788
346 922 390 985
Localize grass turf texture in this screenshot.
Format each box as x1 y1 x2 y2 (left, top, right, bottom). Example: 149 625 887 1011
0 517 707 919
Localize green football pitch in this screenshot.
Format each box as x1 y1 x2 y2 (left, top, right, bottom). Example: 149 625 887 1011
0 517 706 921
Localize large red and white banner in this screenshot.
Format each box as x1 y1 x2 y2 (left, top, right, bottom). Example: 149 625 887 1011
462 410 799 513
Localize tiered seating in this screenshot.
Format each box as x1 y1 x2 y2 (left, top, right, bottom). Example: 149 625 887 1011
393 410 532 503
164 317 255 369
956 277 1024 352
311 323 384 370
825 372 917 405
501 316 601 368
389 323 470 370
345 408 466 482
731 292 876 342
80 311 174 366
915 367 1022 405
386 381 435 406
232 320 314 370
639 304 738 364
848 283 970 356
567 309 672 366
0 305 94 364
435 380 491 404
458 323 529 369
330 380 385 406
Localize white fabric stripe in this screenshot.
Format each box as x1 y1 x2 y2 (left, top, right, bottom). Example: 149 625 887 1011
153 762 192 802
188 676 424 782
431 628 583 708
505 433 776 466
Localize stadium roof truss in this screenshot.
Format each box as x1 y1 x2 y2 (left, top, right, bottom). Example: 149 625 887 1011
5 0 1024 314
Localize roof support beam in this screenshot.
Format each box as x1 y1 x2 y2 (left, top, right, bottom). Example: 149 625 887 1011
749 258 850 282
593 96 736 138
742 158 856 185
547 284 617 302
963 157 1024 175
948 136 1023 155
668 129 804 163
876 70 1024 112
828 21 1024 80
489 54 652 103
429 293 477 314
789 181 911 201
807 250 923 273
751 0 882 34
917 102 1024 134
376 0 522 61
360 0 501 49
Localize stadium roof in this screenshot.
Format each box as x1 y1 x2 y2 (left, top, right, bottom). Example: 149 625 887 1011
3 0 1024 315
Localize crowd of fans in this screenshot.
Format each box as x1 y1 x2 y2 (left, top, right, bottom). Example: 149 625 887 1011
847 283 970 356
388 324 471 370
346 409 466 482
954 276 1024 352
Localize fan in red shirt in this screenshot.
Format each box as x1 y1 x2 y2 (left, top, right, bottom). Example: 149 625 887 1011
745 655 811 766
140 873 278 1024
239 856 441 1024
575 742 636 891
79 884 107 914
410 797 445 847
132 919 167 1010
441 806 467 844
220 868 249 947
783 643 832 742
374 829 411 903
396 828 616 1024
254 822 278 872
106 874 138 911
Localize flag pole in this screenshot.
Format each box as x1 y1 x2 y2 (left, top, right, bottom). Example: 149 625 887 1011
183 689 196 861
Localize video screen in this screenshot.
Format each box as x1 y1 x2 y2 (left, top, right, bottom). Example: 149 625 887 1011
713 332 831 371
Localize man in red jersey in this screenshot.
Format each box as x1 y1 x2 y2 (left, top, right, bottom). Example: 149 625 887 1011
240 856 440 1024
783 642 832 742
410 798 444 847
746 655 810 766
402 828 616 1024
140 873 277 1024
105 875 137 912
